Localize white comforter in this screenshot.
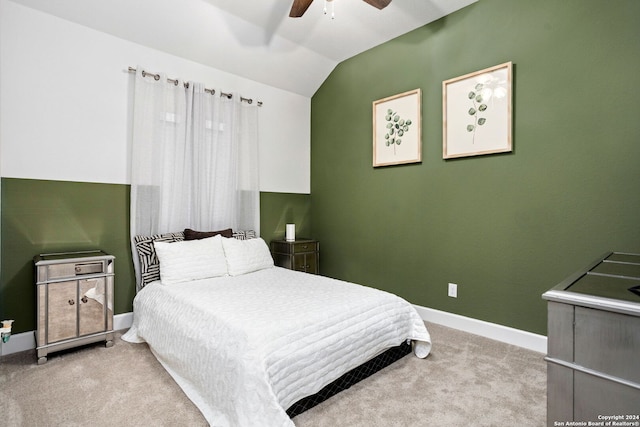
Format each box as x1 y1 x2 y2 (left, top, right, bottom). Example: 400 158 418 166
123 267 431 427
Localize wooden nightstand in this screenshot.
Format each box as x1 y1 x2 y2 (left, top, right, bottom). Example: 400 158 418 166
270 239 319 274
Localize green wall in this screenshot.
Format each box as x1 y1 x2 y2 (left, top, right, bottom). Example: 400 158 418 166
310 0 640 335
260 192 312 243
0 178 310 334
0 178 133 334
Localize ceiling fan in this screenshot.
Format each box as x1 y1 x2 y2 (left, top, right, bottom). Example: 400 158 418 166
289 0 392 18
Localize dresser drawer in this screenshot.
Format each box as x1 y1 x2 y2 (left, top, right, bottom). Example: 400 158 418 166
36 251 110 283
46 261 105 280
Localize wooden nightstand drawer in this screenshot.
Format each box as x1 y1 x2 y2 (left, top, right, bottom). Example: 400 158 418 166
271 239 318 255
291 241 318 254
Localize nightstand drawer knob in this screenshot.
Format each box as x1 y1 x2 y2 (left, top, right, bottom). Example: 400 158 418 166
68 299 75 306
81 296 88 304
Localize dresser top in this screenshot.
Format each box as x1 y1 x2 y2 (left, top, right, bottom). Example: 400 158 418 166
34 250 114 264
543 251 640 316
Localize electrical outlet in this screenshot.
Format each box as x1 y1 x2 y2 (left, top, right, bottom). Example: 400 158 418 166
448 283 458 298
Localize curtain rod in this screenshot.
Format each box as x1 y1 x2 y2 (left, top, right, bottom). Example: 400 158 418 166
127 67 263 107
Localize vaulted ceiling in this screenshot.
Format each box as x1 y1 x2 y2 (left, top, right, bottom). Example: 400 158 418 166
9 0 476 97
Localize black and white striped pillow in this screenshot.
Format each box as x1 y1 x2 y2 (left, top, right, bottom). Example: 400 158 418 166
134 232 185 289
232 229 257 240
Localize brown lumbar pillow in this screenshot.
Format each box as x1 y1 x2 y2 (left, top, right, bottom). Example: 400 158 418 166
183 228 233 240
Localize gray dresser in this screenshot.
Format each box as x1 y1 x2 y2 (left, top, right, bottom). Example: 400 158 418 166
542 252 640 426
34 251 115 364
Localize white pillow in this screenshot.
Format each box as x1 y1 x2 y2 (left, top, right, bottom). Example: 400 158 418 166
154 234 227 285
222 237 274 276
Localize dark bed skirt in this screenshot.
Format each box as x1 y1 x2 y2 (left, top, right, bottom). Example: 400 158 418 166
286 341 412 418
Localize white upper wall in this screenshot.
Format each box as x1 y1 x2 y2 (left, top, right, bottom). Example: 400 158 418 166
6 0 476 97
0 0 310 193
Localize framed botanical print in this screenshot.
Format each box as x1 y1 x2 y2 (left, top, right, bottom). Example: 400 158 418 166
373 88 422 167
443 62 513 159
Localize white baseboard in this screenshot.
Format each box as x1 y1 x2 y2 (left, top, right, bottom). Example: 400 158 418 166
0 313 135 357
413 304 547 354
114 312 134 331
2 308 547 356
0 330 35 356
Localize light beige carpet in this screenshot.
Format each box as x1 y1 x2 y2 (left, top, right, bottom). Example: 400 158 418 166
0 323 546 426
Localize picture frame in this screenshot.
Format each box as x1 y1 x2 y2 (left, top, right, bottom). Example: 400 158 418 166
443 62 513 159
372 88 422 167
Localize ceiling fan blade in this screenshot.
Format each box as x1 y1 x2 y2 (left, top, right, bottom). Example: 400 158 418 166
289 0 314 17
363 0 392 10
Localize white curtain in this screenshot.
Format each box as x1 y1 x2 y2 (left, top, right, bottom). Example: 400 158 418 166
130 68 260 239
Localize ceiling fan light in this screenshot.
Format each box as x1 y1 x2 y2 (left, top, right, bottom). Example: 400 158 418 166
290 0 390 18
324 0 335 19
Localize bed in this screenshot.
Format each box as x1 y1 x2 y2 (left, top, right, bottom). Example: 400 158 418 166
123 230 431 426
